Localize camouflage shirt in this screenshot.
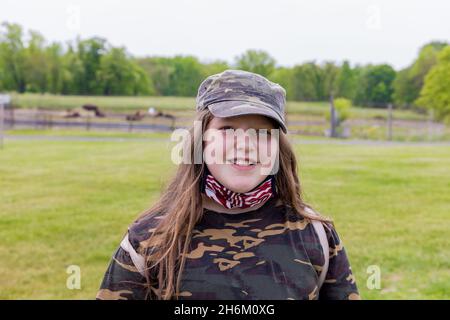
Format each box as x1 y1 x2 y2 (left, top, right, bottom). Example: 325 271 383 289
97 197 360 300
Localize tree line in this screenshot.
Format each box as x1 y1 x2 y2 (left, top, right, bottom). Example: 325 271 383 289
0 22 449 121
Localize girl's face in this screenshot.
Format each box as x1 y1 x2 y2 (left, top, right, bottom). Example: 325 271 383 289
204 114 279 193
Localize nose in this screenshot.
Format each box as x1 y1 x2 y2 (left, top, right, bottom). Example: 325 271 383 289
234 129 258 160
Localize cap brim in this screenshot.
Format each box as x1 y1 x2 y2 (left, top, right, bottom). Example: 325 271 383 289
207 101 287 133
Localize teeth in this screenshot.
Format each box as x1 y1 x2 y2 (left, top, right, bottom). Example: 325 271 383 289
231 159 257 165
235 161 255 166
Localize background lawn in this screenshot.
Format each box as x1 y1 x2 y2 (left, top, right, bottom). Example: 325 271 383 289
0 132 449 299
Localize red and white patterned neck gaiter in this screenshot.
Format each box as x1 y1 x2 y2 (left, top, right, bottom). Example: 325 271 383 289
201 172 276 209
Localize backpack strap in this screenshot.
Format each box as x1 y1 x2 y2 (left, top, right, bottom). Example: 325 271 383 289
120 232 146 277
311 220 330 290
304 207 330 291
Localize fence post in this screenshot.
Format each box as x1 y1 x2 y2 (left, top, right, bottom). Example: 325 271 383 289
0 94 11 149
330 94 338 138
11 104 14 129
10 104 14 129
34 110 38 130
46 114 51 129
387 103 393 141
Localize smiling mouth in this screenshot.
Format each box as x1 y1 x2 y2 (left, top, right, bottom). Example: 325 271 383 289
230 158 258 166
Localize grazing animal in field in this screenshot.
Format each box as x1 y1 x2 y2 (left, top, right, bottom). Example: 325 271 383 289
147 107 175 120
82 104 105 117
126 110 145 121
63 109 81 118
147 107 176 129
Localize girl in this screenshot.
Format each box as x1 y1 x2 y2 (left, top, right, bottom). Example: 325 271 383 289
96 69 360 300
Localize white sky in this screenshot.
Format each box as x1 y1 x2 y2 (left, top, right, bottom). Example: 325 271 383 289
1 0 449 70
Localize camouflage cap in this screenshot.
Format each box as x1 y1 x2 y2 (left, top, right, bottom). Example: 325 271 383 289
196 69 287 133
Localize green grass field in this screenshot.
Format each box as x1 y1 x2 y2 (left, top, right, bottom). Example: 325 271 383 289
0 131 449 299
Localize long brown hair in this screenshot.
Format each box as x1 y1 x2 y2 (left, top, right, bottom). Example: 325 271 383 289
136 109 331 300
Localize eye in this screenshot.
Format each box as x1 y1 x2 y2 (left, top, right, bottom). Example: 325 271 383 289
218 125 234 131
